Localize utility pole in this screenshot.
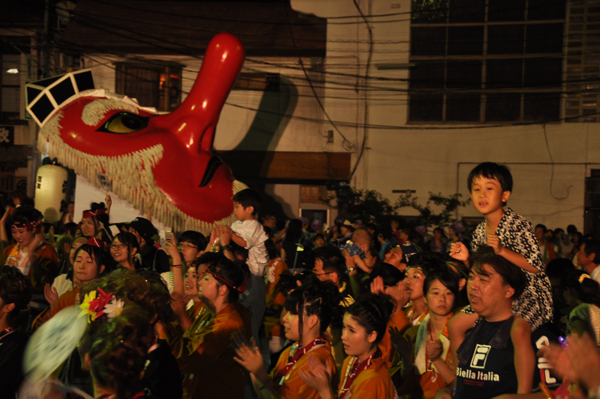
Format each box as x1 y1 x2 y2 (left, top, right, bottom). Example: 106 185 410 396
43 0 50 77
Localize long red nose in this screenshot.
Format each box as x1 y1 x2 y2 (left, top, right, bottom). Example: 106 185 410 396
162 33 245 154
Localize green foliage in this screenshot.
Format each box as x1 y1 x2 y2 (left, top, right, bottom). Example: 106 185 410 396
412 0 448 22
328 186 398 226
395 191 471 228
327 186 471 229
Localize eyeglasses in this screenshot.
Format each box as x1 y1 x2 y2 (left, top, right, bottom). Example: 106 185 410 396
110 244 128 250
180 243 198 250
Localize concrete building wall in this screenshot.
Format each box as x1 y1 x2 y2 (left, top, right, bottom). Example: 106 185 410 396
292 0 599 231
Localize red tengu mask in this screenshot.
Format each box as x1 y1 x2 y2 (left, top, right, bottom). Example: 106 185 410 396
36 33 247 234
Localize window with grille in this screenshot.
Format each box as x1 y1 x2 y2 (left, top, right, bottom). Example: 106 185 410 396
115 63 182 112
564 1 600 122
409 0 566 123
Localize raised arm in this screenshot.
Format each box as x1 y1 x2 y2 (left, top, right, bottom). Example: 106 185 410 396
488 234 539 274
511 317 534 394
163 238 184 295
219 226 236 262
233 338 272 399
230 231 248 249
449 241 471 269
429 338 456 384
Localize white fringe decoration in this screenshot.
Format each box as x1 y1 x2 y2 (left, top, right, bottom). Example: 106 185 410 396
82 99 140 126
39 111 248 235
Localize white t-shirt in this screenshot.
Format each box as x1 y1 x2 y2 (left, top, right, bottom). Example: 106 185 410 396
590 265 600 284
231 219 268 276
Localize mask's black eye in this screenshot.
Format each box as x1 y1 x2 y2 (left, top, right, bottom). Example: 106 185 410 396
98 112 149 134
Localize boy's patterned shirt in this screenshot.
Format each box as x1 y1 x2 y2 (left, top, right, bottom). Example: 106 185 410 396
468 208 553 330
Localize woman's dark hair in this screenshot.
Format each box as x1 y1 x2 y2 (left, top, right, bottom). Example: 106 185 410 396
74 244 108 276
136 269 176 325
82 305 153 399
279 271 311 296
0 267 32 323
82 269 175 328
113 232 140 269
10 205 43 226
554 228 564 236
284 279 343 341
345 293 395 345
442 254 469 306
59 222 78 236
89 202 109 227
433 227 446 238
285 219 303 243
194 252 226 268
424 268 459 299
56 234 73 263
572 232 583 245
9 190 28 205
264 238 279 259
562 270 600 308
471 246 527 299
371 263 404 288
546 258 576 280
443 254 469 280
263 226 273 238
407 252 446 277
208 258 245 303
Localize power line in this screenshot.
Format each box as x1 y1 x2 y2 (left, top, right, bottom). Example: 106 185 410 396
10 45 598 133
348 0 374 181
61 11 590 89
282 0 354 151
71 6 579 51
57 38 600 106
84 0 571 27
25 24 600 101
6 3 598 127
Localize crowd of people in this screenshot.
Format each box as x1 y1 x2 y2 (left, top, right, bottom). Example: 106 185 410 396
1 162 600 399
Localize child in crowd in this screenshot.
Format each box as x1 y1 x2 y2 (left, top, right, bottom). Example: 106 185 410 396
218 188 268 345
449 163 553 359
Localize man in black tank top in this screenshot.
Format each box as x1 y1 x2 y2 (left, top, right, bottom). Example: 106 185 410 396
434 247 534 399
